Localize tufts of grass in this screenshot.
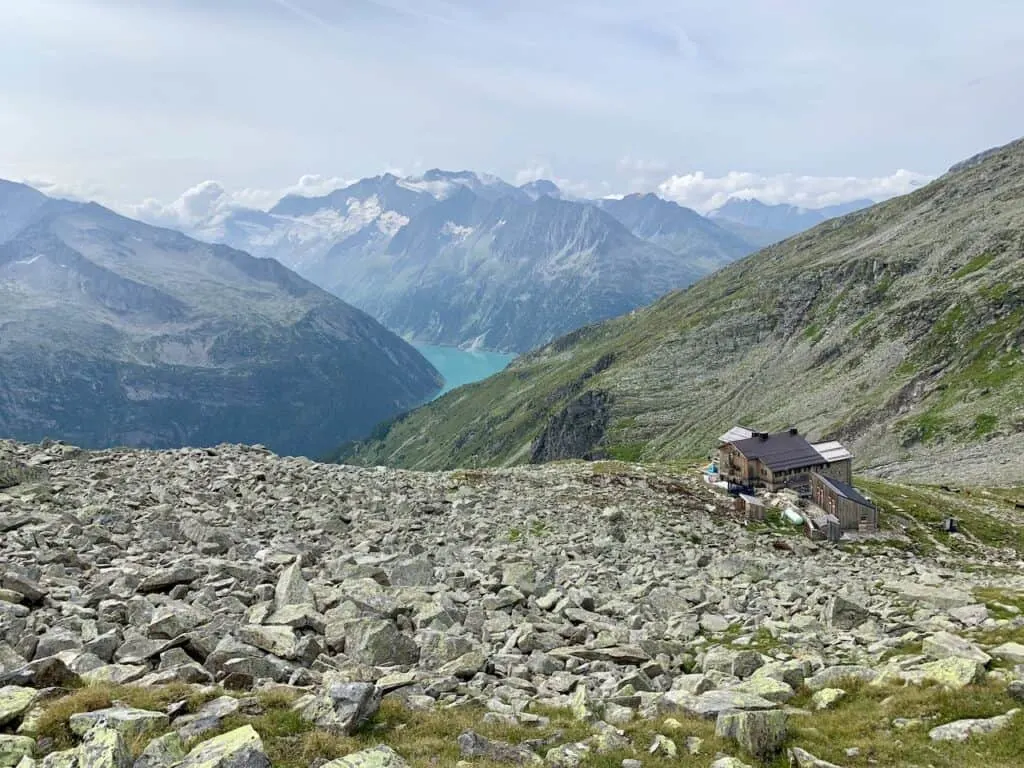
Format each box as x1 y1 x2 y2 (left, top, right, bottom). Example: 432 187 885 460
780 678 1024 768
32 683 220 750
952 252 997 279
973 413 999 438
29 675 1024 767
606 443 646 462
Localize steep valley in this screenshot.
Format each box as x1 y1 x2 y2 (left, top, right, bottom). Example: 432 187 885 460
338 139 1024 483
0 184 442 457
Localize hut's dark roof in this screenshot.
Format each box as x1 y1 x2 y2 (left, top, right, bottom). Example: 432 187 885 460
730 431 824 472
814 473 874 508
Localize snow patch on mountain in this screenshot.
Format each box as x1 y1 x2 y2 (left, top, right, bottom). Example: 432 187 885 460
397 178 456 199
441 222 474 241
377 210 410 236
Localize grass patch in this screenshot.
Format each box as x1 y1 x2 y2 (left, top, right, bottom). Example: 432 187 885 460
973 413 999 438
973 587 1024 623
902 408 951 445
780 678 1024 768
606 443 645 462
29 677 1024 767
952 252 996 279
859 478 1024 557
32 683 220 750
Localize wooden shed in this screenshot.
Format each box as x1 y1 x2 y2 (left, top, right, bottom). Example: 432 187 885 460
735 493 766 522
810 472 878 532
805 509 843 543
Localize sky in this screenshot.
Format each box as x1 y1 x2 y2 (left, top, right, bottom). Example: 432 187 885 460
2 0 1023 222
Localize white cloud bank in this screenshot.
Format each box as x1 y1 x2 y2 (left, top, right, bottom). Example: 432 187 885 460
26 165 937 236
127 174 352 231
656 168 934 213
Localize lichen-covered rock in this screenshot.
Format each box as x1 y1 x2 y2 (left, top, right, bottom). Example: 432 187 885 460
824 595 871 630
234 626 300 661
661 689 778 719
922 631 991 665
321 746 410 768
805 666 877 691
343 620 419 667
80 665 147 686
0 736 35 768
134 732 187 768
173 725 270 768
40 749 78 768
928 709 1019 742
730 675 795 703
274 559 316 611
0 688 35 727
709 758 753 768
456 731 541 764
715 709 788 761
990 642 1024 665
810 688 846 711
297 681 381 736
69 708 169 741
78 726 132 768
912 657 986 690
788 747 846 767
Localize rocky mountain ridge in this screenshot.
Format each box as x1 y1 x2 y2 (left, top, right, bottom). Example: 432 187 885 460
0 186 441 457
200 172 753 353
2 440 1024 766
338 138 1024 482
706 199 875 247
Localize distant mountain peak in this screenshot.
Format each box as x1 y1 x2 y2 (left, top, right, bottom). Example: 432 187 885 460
708 196 875 246
519 179 562 200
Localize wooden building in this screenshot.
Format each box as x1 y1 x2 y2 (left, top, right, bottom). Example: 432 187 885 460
717 427 853 495
805 509 843 543
734 493 766 522
810 472 878 532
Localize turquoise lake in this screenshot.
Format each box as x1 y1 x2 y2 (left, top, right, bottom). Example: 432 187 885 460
413 344 516 398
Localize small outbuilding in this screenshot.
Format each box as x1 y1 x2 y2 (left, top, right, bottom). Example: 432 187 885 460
805 509 843 543
734 493 766 522
810 472 878 532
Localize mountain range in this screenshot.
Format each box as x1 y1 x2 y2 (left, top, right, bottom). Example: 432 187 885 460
0 180 441 457
707 197 875 246
336 138 1024 484
186 170 865 353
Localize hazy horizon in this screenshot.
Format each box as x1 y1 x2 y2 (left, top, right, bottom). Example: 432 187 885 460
3 1 1022 229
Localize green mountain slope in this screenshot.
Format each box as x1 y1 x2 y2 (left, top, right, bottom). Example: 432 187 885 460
336 138 1024 482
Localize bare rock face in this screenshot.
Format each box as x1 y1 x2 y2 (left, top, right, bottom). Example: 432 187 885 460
298 681 381 736
530 390 612 463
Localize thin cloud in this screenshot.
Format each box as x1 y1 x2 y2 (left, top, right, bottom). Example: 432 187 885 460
657 169 934 213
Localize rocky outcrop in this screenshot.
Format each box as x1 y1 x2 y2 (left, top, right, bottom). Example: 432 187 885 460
530 390 612 463
205 172 750 354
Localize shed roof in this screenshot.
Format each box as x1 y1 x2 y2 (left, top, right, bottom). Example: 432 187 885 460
730 431 824 472
812 440 854 463
719 425 754 444
813 473 874 508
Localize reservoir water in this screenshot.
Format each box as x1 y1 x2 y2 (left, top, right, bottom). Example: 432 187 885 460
413 344 516 398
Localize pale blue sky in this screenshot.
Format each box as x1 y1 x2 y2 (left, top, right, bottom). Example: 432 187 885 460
1 0 1022 216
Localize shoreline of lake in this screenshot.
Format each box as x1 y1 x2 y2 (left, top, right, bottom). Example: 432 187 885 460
413 343 516 399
